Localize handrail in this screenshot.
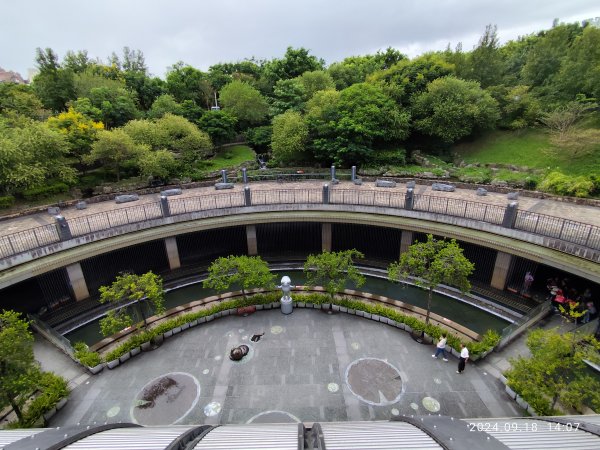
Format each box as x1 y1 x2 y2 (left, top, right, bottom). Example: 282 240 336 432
0 186 598 263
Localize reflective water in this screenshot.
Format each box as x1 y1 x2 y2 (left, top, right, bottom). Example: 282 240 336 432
65 271 510 345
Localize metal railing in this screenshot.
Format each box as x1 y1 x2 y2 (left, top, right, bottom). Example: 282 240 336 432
1 186 599 263
497 300 554 349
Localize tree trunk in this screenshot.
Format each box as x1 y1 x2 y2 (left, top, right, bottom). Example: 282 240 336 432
8 396 23 423
425 288 432 325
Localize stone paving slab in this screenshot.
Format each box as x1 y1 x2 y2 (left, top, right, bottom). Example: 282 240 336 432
1 180 599 238
48 309 522 428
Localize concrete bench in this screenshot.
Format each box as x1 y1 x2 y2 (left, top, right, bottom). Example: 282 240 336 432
115 194 139 204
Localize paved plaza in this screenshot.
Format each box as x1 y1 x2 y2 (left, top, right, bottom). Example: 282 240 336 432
47 308 522 428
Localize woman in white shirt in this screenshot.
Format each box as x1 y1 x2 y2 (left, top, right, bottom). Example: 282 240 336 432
457 344 469 374
432 334 448 361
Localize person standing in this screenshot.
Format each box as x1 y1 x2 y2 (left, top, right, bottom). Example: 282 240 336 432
522 272 534 295
457 344 469 374
432 334 448 361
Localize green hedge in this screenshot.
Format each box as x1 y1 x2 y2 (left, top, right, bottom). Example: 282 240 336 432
0 195 15 209
73 341 103 367
21 182 69 201
100 292 500 363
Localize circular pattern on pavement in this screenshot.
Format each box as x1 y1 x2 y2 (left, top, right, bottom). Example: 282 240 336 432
204 401 222 417
106 406 120 418
422 397 441 412
345 358 403 406
351 342 361 350
391 408 400 416
247 410 301 424
271 325 284 335
410 403 419 410
131 372 200 426
327 382 339 393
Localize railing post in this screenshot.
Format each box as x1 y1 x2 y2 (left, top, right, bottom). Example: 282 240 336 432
244 186 252 206
221 169 228 183
54 215 72 241
242 167 248 184
322 184 330 204
405 188 414 210
160 195 171 217
351 166 356 182
330 165 336 181
502 201 518 229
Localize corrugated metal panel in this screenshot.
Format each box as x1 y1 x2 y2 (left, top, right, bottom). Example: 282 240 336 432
0 429 45 448
320 421 442 450
62 426 194 449
562 415 600 427
193 423 298 450
465 419 600 449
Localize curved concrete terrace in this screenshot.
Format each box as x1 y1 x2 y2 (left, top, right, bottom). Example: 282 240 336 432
0 181 598 289
49 308 523 427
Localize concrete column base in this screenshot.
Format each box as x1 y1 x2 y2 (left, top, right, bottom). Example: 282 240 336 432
164 237 181 270
66 262 90 301
246 225 258 256
322 223 332 252
491 251 513 290
400 231 414 256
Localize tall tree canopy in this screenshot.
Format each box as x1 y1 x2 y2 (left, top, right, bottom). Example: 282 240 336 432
203 255 275 300
219 80 269 129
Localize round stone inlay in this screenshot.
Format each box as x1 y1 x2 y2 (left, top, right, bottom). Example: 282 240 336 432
131 372 200 425
422 396 440 412
345 358 403 406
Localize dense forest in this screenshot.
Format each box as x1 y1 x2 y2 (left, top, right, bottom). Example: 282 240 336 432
1 20 599 205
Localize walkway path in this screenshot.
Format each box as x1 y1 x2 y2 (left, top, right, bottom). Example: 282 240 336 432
1 180 599 237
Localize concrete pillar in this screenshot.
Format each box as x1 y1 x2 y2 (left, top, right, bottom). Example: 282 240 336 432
405 188 414 210
66 263 90 301
502 202 518 229
160 196 170 217
322 184 330 204
330 165 336 181
242 167 248 184
351 166 356 181
244 186 252 206
491 251 513 290
221 169 228 183
322 223 332 252
400 230 414 255
55 215 72 241
246 225 258 256
164 237 181 270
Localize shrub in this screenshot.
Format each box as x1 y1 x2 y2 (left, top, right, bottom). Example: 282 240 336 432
0 195 15 209
21 182 69 201
18 372 69 427
370 148 407 166
73 342 103 367
539 171 594 198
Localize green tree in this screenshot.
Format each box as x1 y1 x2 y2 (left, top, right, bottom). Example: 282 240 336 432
0 118 76 193
271 78 307 115
298 70 335 99
303 250 365 303
505 328 600 414
328 55 381 90
32 48 76 112
86 128 144 181
271 111 309 165
465 24 504 88
136 148 179 181
153 114 213 163
98 271 165 337
0 83 46 120
203 255 275 301
412 76 500 144
166 62 212 108
86 86 140 128
219 80 269 129
197 110 238 146
388 234 474 325
0 310 40 422
260 47 325 92
539 101 591 140
245 125 272 153
147 94 184 119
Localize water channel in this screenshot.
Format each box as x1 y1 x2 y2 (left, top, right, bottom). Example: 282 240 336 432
65 271 511 346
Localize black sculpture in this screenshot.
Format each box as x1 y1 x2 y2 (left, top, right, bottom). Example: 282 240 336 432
229 344 250 361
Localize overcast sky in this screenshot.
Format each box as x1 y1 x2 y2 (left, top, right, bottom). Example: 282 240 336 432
2 0 599 79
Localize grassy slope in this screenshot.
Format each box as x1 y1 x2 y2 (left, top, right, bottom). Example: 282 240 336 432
203 145 256 171
453 127 600 176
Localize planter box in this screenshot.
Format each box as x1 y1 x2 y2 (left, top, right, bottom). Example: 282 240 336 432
205 315 215 322
164 329 174 338
363 313 372 319
499 374 508 385
119 352 131 363
172 326 182 335
130 347 141 357
256 304 264 310
356 310 364 317
297 302 305 308
405 325 412 333
43 407 57 422
505 385 517 399
189 319 199 328
55 397 68 411
332 305 340 312
107 359 120 370
371 314 381 322
385 317 394 325
347 309 355 315
215 311 223 318
395 322 405 330
181 322 190 330
198 316 207 323
271 302 280 309
526 404 538 417
450 347 460 358
339 306 347 313
87 363 105 375
516 395 529 410
322 303 331 310
264 303 272 310
312 303 320 309
141 341 152 351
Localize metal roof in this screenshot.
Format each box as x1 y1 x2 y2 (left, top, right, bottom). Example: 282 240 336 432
192 423 300 450
0 429 45 449
61 426 195 450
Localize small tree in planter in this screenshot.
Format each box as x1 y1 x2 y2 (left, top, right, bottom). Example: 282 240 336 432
98 271 165 337
203 255 276 302
303 250 365 311
388 234 474 341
